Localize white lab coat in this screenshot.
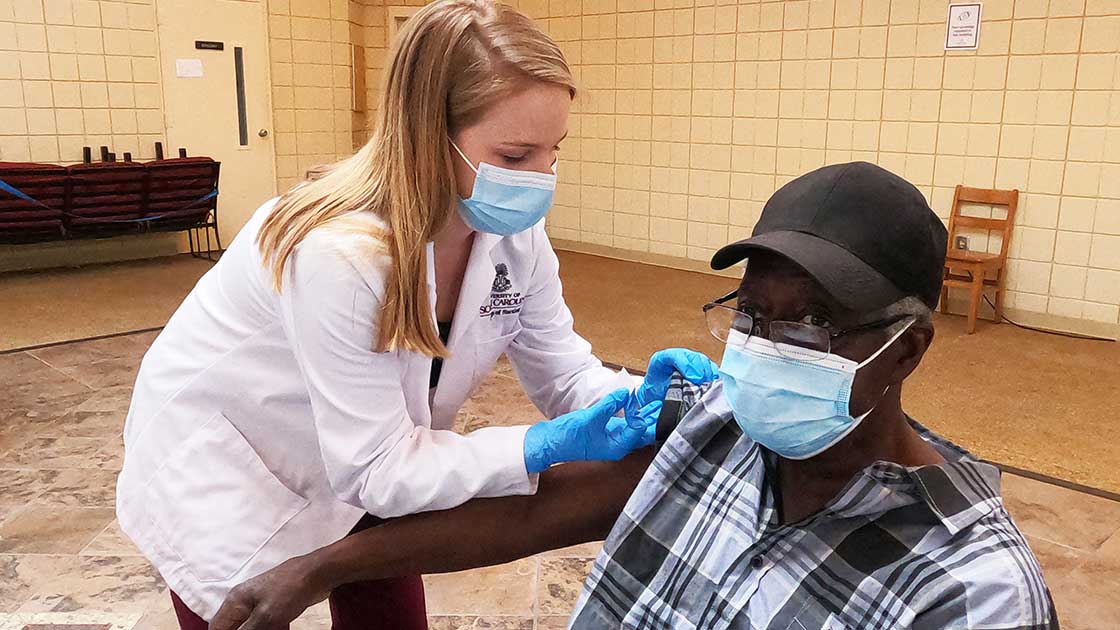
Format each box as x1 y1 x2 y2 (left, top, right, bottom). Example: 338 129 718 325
116 199 633 619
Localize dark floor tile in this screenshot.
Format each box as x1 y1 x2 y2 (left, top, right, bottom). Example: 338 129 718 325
36 469 118 508
1029 536 1120 630
0 469 60 506
127 330 163 349
424 559 536 616
79 521 140 557
29 338 145 391
0 507 114 554
0 437 113 469
21 618 113 623
536 558 593 617
44 388 131 439
454 372 541 433
427 617 534 630
29 337 147 369
1003 474 1120 551
0 355 93 422
14 555 166 614
536 617 572 630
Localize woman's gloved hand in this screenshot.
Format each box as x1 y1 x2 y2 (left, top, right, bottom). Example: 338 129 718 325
524 388 648 473
629 348 719 413
609 398 663 448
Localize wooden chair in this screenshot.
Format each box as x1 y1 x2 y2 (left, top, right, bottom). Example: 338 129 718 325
940 185 1019 334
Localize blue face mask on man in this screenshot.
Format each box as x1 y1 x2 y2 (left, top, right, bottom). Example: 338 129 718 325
450 140 557 236
718 320 913 460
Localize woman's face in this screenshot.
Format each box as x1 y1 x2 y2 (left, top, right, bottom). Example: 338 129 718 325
449 82 571 199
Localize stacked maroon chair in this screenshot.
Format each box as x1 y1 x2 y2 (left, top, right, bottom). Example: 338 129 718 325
0 162 68 243
144 157 220 233
65 162 148 237
0 153 221 257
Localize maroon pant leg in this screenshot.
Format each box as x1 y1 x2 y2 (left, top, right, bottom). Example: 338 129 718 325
170 591 209 630
327 513 427 629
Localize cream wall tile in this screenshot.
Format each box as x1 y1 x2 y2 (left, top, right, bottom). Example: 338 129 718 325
994 157 1030 190
1011 19 1046 54
1054 231 1093 266
1018 193 1060 229
1050 264 1088 299
1005 259 1052 293
21 80 52 108
1083 302 1119 323
1047 297 1084 318
28 134 59 161
1010 225 1056 261
1036 91 1074 124
1080 15 1120 52
1089 235 1120 270
1067 126 1106 162
1095 199 1120 235
1062 162 1101 196
1076 54 1117 90
1085 268 1120 303
0 136 32 161
72 1 100 27
1040 56 1078 91
1004 290 1050 312
25 108 56 135
1043 17 1082 54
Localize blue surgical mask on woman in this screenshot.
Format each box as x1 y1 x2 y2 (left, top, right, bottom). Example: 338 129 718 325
450 140 557 235
718 320 913 459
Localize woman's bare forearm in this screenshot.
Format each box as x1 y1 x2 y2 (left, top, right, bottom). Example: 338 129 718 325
307 447 653 589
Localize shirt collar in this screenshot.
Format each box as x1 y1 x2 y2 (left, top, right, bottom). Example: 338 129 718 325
900 419 1003 534
858 419 1003 535
752 414 1003 535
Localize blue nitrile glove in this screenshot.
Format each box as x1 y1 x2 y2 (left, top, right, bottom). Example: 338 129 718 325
608 398 663 448
524 388 646 473
627 349 719 417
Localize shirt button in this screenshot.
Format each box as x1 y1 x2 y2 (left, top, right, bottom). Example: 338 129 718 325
750 555 765 569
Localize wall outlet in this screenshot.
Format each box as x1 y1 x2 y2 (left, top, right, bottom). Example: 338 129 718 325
955 236 969 250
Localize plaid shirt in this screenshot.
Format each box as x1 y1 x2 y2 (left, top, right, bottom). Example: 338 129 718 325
570 379 1058 629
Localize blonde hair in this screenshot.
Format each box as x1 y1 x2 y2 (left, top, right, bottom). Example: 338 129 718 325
257 0 575 357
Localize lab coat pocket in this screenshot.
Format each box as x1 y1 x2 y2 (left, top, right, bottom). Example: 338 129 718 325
143 410 310 583
473 325 522 384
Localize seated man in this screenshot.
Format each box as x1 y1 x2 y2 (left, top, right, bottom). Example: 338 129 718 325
212 163 1057 630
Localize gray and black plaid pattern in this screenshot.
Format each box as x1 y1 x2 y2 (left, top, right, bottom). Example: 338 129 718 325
570 378 1058 629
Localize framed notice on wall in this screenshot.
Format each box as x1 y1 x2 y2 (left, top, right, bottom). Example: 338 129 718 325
945 3 982 50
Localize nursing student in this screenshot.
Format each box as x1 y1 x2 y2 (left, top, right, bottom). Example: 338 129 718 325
114 0 717 627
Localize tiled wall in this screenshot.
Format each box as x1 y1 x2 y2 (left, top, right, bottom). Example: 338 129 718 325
526 0 1120 334
267 0 356 192
5 0 1119 333
351 0 423 148
0 0 166 164
350 0 388 147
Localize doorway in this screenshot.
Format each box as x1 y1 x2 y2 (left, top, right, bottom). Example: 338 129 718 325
156 0 277 246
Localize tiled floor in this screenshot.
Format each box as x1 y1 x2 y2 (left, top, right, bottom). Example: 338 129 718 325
1 333 1118 629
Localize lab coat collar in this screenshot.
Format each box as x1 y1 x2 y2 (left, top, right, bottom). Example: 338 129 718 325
427 230 505 418
447 230 503 347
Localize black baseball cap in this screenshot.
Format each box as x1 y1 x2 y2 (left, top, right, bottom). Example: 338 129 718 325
711 162 948 311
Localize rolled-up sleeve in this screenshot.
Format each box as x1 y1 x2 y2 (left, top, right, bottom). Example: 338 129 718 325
277 230 537 518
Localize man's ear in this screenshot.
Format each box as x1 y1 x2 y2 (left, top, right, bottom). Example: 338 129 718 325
889 326 933 384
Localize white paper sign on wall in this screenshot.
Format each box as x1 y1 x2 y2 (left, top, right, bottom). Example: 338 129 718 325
945 3 982 50
175 58 203 78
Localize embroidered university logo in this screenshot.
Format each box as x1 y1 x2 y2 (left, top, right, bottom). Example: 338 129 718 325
480 263 524 318
491 263 512 292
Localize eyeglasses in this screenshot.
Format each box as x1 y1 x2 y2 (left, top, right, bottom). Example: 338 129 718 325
702 290 911 362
